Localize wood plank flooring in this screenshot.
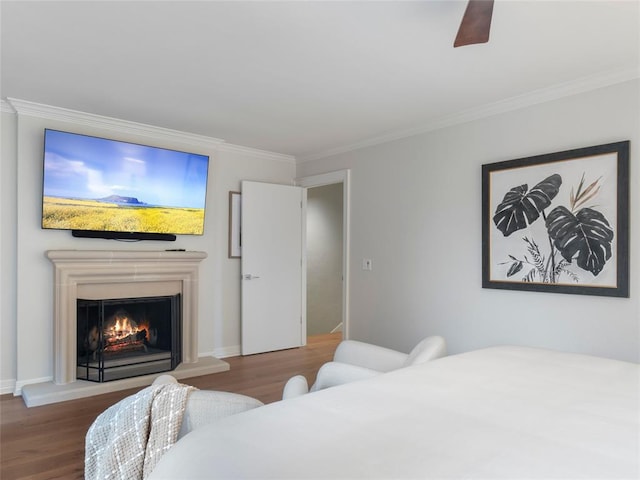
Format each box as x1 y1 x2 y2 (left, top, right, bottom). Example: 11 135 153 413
0 333 340 480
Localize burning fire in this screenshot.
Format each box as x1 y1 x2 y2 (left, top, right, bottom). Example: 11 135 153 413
107 311 149 338
110 317 136 337
102 309 150 354
109 316 148 339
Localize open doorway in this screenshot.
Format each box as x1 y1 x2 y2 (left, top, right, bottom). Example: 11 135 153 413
307 183 343 337
298 170 350 343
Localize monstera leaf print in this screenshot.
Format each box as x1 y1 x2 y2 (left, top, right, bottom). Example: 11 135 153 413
493 174 562 236
545 206 614 276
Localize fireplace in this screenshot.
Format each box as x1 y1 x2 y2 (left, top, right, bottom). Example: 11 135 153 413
77 294 181 382
20 250 230 408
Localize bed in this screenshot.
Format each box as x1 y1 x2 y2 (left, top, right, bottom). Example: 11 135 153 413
149 346 639 479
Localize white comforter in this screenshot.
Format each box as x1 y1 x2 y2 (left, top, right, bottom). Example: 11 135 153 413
150 346 640 479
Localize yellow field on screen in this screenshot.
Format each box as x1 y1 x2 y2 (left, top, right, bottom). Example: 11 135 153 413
42 197 205 234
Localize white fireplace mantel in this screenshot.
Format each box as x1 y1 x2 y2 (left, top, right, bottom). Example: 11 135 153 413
20 250 229 407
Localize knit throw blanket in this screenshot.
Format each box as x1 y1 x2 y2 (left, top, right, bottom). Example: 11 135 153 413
85 382 195 480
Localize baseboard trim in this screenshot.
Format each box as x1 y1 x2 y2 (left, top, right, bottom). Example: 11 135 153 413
330 322 344 334
210 345 242 359
14 376 53 396
1 379 17 395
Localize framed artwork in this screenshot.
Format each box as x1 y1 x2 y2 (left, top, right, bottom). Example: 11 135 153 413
228 191 242 258
482 141 629 297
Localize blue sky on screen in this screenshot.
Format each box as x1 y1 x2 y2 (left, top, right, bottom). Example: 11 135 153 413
43 130 209 209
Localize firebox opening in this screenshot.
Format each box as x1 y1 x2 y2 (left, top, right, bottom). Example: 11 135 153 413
77 294 181 382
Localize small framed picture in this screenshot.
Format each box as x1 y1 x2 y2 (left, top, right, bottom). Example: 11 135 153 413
228 191 241 258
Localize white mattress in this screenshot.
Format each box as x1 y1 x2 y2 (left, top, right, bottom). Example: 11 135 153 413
150 346 640 479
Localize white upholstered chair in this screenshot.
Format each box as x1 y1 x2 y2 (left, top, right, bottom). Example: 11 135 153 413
282 335 447 399
152 375 263 438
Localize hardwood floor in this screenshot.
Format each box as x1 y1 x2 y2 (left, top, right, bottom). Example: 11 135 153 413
0 333 340 480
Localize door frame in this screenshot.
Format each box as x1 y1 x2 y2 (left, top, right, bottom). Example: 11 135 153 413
296 170 351 340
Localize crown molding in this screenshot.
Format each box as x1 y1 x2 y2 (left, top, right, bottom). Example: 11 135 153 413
6 98 225 149
4 98 294 162
216 142 296 164
298 66 640 163
1 98 16 114
6 65 637 164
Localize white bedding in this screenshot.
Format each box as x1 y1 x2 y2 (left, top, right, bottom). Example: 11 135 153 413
150 346 640 479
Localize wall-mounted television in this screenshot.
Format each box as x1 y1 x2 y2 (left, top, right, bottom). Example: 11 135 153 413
42 129 210 241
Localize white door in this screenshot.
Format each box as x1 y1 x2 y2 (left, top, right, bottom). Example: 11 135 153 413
241 181 305 355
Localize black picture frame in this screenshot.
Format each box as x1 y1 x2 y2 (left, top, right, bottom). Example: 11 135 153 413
482 141 629 297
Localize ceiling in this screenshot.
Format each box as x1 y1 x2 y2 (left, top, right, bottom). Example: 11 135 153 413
1 1 638 160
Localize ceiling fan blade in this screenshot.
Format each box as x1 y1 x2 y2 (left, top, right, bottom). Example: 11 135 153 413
454 0 494 48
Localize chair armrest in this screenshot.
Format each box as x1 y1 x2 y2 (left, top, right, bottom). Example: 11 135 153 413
334 340 407 372
282 375 309 400
151 375 263 439
310 361 381 392
402 336 447 367
152 374 179 385
179 390 263 439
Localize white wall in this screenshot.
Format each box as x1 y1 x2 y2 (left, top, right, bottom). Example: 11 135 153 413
297 80 640 363
0 103 295 393
307 183 343 335
1 109 18 392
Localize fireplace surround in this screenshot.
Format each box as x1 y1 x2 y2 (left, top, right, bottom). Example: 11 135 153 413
20 250 229 407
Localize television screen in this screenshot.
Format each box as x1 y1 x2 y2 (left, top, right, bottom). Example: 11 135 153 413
42 129 210 239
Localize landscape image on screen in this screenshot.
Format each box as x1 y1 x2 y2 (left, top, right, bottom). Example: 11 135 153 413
42 130 209 235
